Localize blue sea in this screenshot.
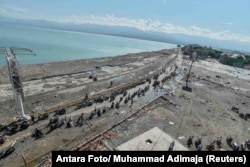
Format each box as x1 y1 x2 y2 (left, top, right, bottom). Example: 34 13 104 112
0 24 177 67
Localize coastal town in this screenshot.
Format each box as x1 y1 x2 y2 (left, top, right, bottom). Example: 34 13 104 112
0 46 250 167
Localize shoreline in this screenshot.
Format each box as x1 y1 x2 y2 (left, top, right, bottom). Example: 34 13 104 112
0 49 173 84
0 48 176 121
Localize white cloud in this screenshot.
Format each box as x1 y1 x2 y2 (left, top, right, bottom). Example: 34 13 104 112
222 22 233 25
0 7 8 16
50 14 250 43
0 8 249 43
6 5 30 13
0 5 30 19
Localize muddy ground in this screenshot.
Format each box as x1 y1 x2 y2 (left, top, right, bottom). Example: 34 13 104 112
0 49 173 122
0 48 250 167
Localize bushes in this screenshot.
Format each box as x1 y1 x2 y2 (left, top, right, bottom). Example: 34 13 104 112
181 45 221 59
181 45 248 68
220 55 244 68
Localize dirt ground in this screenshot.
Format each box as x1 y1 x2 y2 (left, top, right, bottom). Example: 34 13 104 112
99 55 250 152
0 49 173 122
0 48 250 167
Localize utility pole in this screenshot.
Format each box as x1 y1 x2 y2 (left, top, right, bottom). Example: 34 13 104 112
185 58 194 88
182 51 197 92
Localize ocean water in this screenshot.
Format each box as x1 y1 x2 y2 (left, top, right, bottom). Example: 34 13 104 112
0 24 176 67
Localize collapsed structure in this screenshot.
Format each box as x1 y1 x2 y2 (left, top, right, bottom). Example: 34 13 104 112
0 47 35 120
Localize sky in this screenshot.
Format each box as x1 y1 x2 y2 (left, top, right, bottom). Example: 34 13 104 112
0 0 250 44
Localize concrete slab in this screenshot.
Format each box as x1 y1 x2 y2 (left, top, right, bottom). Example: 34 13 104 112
116 127 188 151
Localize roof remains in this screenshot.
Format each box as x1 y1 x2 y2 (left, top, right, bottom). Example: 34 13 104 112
116 127 188 151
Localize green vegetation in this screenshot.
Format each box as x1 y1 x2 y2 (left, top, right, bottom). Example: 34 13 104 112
181 44 250 68
219 54 244 68
245 55 250 64
181 45 222 59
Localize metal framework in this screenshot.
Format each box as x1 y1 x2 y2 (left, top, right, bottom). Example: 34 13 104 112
182 51 197 92
0 47 36 120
